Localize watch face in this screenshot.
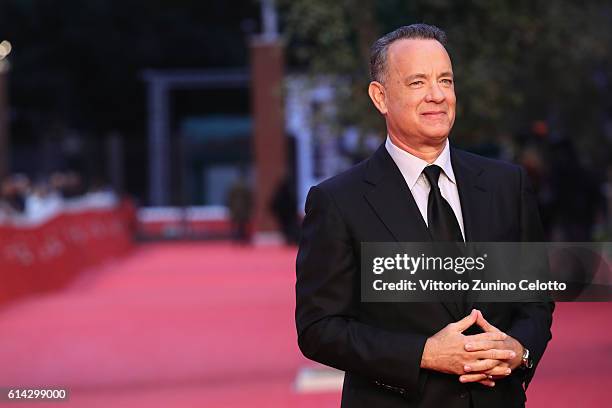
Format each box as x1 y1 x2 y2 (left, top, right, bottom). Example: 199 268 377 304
522 348 532 368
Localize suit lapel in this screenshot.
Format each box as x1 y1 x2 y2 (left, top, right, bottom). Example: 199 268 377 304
363 145 463 320
451 148 490 314
451 148 489 242
363 145 431 242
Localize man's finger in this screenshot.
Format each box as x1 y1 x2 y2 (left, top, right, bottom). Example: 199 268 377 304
478 379 496 387
482 365 512 377
474 349 516 361
464 340 505 352
465 331 507 342
459 364 511 381
452 309 478 332
459 373 488 383
464 359 502 373
476 310 500 333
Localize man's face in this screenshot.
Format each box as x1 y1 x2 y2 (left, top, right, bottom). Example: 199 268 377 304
372 39 456 145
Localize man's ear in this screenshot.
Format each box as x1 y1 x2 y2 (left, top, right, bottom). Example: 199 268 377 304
368 81 387 115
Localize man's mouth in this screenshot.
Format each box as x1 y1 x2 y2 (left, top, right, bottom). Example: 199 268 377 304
421 111 446 116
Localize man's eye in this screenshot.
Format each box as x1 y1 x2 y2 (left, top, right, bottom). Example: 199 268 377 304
441 79 453 85
410 81 424 86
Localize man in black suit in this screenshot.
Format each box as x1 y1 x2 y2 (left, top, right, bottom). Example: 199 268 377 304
295 24 554 407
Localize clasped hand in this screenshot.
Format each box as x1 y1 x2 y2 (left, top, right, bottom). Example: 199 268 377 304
420 309 523 387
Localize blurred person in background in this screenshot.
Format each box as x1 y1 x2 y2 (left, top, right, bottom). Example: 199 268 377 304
83 176 119 207
605 165 612 239
0 174 29 215
24 179 63 220
49 171 84 199
0 178 18 217
61 171 85 199
0 170 119 222
227 172 252 244
270 174 300 245
546 139 606 241
517 125 607 242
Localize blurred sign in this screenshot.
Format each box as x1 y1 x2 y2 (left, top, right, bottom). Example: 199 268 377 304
0 201 135 306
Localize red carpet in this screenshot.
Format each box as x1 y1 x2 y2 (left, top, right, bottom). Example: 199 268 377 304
0 242 610 407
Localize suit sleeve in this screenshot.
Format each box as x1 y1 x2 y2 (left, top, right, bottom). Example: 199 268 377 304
295 185 428 394
506 166 555 389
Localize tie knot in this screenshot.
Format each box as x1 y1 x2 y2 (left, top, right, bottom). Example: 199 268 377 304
423 165 442 188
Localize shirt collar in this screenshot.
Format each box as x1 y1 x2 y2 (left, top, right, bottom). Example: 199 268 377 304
385 135 456 190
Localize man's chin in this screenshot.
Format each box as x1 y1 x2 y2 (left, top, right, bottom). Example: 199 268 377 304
421 128 451 142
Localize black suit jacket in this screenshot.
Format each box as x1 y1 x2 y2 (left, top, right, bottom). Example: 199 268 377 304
295 144 554 407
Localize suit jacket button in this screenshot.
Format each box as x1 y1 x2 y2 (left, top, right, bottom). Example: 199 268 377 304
459 392 468 399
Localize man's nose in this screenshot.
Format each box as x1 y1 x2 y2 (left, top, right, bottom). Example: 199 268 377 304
425 82 445 103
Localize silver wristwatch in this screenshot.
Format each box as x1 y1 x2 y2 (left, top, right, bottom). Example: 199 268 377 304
521 347 533 369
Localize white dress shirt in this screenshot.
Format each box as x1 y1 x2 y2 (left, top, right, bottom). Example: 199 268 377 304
385 136 465 240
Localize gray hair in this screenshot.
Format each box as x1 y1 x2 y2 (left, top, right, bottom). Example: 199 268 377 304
369 24 447 83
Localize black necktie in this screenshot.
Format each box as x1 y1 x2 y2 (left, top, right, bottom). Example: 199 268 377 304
423 165 468 315
422 165 464 242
